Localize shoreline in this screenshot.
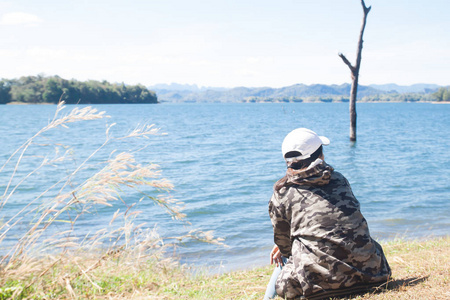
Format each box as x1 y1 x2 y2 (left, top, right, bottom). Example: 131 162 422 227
5 101 160 105
215 232 449 275
5 101 54 105
4 101 450 105
1 236 448 299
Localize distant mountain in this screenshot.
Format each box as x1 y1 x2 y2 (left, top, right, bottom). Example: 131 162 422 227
270 84 381 98
150 83 201 92
369 83 440 94
149 83 228 93
148 83 442 103
150 83 390 103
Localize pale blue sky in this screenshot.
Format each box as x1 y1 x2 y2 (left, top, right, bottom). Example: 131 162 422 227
0 0 448 87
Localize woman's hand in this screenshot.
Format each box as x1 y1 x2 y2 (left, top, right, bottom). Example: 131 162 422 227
270 245 283 267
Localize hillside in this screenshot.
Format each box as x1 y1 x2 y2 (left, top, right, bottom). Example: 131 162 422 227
1 76 158 105
369 83 440 93
150 83 441 103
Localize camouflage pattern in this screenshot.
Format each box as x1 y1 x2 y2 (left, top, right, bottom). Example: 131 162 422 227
269 160 391 299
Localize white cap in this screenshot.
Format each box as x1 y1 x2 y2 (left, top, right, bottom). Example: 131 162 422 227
282 128 330 161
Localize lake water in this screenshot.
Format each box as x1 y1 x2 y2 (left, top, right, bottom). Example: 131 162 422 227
0 102 449 272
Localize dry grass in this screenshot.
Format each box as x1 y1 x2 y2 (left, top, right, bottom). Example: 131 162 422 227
1 237 447 299
212 236 449 300
139 236 448 300
364 236 450 300
0 102 223 299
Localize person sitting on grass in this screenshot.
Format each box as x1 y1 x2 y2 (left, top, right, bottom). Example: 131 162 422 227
264 128 391 300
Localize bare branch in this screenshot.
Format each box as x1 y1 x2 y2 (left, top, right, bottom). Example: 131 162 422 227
355 0 371 74
338 53 356 75
361 0 372 14
339 2 372 141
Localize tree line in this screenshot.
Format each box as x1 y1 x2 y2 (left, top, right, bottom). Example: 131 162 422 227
432 87 450 102
0 75 157 104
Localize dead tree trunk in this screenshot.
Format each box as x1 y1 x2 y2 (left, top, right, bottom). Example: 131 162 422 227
339 0 371 142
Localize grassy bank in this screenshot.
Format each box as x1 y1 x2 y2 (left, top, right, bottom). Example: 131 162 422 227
1 236 448 299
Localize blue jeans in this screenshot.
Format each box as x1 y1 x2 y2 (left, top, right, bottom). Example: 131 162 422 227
263 256 288 300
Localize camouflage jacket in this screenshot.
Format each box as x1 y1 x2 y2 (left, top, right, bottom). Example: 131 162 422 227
269 160 391 299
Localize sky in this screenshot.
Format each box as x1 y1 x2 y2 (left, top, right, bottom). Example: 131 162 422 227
0 0 449 88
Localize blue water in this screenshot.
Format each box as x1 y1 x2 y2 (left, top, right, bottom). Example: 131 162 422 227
0 103 449 272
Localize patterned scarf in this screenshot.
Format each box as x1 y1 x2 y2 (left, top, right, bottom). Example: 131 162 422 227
286 159 334 186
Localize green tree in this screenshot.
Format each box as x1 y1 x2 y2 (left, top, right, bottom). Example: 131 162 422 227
43 78 63 103
431 87 450 102
0 80 11 104
442 89 450 102
4 75 158 104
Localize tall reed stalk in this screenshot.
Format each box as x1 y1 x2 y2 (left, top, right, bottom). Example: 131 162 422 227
0 102 223 299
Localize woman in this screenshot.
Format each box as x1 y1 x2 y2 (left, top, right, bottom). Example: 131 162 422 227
264 128 391 300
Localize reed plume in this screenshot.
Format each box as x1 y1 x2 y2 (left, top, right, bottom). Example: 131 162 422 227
0 102 223 299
